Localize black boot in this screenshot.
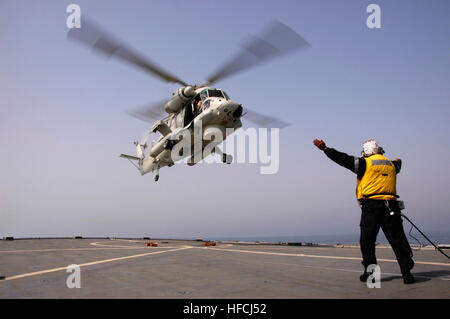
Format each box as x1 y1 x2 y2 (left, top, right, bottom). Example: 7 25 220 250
360 271 370 282
360 268 375 282
402 271 415 284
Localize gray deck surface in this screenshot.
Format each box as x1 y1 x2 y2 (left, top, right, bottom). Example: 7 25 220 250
0 239 449 298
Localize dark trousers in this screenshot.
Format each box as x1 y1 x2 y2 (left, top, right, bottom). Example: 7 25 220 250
360 199 414 275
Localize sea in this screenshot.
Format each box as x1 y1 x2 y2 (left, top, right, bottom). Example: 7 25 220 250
206 230 450 246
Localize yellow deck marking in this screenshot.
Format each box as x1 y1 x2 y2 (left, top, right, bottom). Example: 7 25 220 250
0 241 174 253
89 241 173 249
260 261 445 280
1 247 192 282
0 247 158 253
217 244 440 251
204 247 450 267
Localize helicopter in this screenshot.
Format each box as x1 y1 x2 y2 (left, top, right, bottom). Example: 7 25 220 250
68 18 309 181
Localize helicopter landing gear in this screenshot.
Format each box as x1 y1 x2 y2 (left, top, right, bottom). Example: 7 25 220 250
213 147 232 164
154 167 160 182
222 154 232 164
154 175 159 182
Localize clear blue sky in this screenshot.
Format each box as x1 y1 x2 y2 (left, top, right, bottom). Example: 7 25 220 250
1 0 449 238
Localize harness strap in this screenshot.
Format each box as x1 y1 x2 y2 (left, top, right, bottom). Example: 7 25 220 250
363 193 399 199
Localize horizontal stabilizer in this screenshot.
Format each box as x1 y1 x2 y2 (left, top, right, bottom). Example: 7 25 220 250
120 154 140 161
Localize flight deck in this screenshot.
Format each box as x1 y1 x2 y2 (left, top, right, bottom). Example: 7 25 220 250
0 238 449 299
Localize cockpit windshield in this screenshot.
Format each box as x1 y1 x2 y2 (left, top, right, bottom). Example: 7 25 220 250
200 89 229 101
208 89 225 98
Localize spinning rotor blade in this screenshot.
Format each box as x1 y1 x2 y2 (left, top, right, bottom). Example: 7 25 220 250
243 109 291 129
67 18 188 86
127 99 168 123
205 21 310 85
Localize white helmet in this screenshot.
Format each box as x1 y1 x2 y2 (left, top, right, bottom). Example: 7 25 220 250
362 139 384 157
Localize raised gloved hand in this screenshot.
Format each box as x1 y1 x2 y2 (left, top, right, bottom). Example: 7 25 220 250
313 139 326 151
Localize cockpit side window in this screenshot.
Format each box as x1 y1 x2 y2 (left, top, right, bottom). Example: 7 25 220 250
200 89 208 101
222 91 230 100
202 99 211 110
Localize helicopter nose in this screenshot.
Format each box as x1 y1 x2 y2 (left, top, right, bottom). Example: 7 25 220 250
232 104 243 118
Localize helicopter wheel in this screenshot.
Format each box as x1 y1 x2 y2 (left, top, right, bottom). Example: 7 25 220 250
222 154 232 164
154 175 159 182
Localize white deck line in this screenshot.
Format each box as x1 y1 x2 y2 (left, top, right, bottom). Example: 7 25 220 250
1 246 192 282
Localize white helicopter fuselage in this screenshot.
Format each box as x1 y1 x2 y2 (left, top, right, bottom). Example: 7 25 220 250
138 86 243 178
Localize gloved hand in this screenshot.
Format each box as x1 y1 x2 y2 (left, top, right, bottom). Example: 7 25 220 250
393 158 402 164
313 139 326 151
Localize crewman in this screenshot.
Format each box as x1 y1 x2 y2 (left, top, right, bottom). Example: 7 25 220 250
313 138 415 284
197 100 203 114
